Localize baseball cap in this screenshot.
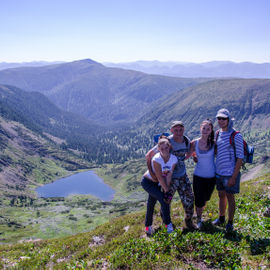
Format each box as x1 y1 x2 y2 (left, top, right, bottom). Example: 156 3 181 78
170 120 184 128
216 108 230 119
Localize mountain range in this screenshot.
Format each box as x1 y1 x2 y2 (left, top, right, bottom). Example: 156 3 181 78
0 60 209 124
0 59 270 198
104 60 270 79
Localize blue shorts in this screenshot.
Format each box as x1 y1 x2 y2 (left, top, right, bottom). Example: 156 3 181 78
216 173 241 194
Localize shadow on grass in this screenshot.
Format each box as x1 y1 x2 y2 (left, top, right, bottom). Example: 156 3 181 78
246 236 270 255
193 219 244 242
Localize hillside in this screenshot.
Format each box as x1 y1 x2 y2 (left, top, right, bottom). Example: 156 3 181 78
138 78 270 135
0 115 91 199
127 78 270 172
0 84 145 164
0 59 209 124
0 174 269 269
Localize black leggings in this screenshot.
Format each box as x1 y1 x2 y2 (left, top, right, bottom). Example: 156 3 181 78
192 175 216 208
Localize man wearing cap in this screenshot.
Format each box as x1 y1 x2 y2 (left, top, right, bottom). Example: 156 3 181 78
146 120 196 230
213 108 244 232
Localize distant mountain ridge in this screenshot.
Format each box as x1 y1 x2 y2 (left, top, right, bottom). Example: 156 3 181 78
138 78 270 136
0 59 209 124
0 61 65 71
104 60 270 78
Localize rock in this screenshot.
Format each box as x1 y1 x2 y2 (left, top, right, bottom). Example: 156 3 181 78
263 207 270 218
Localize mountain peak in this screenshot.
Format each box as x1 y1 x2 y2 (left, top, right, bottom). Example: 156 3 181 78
70 58 104 67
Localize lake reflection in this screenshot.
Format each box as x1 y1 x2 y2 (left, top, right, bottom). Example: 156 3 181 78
36 170 115 201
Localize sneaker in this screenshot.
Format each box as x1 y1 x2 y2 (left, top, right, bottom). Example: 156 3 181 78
225 223 234 232
166 223 174 234
197 220 203 230
185 219 198 230
145 226 154 236
212 218 225 226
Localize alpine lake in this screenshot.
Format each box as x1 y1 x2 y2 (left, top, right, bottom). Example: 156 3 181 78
35 170 115 201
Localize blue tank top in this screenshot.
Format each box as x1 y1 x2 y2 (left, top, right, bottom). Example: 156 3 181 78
194 140 216 178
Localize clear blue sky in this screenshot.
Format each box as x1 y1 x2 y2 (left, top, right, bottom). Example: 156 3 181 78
1 0 269 63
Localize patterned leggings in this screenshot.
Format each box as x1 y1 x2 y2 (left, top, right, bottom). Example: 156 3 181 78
170 175 194 219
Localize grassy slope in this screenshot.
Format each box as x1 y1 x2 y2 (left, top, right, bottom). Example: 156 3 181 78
0 173 269 269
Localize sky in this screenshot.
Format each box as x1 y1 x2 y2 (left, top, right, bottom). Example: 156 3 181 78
1 0 270 63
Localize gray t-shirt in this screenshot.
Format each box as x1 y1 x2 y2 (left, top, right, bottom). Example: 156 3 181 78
168 135 190 178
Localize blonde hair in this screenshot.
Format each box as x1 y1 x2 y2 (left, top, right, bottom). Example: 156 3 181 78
158 138 172 151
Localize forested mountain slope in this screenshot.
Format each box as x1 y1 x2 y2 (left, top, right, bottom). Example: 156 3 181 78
0 84 144 164
138 78 270 135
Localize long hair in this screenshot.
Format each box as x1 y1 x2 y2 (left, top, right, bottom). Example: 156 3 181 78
201 119 214 148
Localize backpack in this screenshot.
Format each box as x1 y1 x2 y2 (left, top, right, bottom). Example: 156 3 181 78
153 133 170 143
153 133 189 148
216 130 254 169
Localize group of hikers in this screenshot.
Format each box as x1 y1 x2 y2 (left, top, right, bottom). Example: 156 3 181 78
141 108 244 235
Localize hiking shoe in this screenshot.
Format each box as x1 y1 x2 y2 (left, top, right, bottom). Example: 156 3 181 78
226 223 234 232
185 219 198 230
166 223 174 234
212 218 225 226
145 226 154 236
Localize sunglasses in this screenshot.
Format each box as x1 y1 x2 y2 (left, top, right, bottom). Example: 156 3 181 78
217 117 228 121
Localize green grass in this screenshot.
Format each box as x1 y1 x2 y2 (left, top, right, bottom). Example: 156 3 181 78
28 157 68 185
0 173 269 269
0 192 147 244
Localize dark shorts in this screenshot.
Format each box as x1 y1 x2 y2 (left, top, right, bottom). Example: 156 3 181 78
216 173 241 194
193 175 216 208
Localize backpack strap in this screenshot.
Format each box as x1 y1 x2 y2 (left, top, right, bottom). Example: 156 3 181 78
229 131 239 146
183 135 189 148
214 130 220 154
230 130 240 160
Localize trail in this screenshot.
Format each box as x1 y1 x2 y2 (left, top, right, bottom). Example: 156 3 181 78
241 164 264 182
